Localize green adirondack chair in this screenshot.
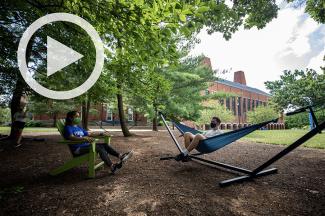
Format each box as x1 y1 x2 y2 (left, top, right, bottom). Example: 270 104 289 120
49 119 111 178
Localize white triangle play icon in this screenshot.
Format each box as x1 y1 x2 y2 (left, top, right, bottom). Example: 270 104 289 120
47 36 83 77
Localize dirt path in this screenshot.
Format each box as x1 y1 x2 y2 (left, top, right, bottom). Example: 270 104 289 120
0 130 324 215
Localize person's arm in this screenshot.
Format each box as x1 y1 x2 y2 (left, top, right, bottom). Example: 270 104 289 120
68 135 95 143
64 127 95 143
88 130 110 137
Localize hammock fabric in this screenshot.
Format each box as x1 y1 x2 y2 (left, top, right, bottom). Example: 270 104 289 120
173 119 277 154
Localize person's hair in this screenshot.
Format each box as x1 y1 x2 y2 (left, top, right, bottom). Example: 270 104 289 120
212 116 221 124
65 111 78 126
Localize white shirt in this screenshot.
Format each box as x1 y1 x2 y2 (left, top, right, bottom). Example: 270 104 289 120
203 129 223 138
14 111 27 123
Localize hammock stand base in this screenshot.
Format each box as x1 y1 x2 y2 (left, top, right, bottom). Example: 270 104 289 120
160 155 278 187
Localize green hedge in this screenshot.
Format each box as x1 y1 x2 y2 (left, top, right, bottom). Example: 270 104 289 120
285 110 325 129
25 120 45 127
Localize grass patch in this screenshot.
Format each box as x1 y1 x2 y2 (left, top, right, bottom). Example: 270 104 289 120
241 130 325 149
0 127 57 134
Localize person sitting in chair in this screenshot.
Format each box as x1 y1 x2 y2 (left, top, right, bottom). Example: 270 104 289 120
175 116 223 162
64 111 133 174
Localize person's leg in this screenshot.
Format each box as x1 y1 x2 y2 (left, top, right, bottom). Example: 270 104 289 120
98 143 120 158
95 144 113 166
14 122 25 147
183 132 194 148
78 144 120 174
16 129 23 145
186 134 206 152
99 143 133 162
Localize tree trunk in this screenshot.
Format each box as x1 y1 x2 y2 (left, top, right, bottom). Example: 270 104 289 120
9 35 35 138
117 92 132 137
81 98 90 130
152 105 158 131
134 112 138 126
52 113 57 127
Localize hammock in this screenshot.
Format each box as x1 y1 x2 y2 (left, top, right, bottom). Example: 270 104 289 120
173 119 277 154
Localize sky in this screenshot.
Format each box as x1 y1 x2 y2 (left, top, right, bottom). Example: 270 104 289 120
190 2 325 93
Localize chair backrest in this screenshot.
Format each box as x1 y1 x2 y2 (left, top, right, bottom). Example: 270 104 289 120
56 119 65 138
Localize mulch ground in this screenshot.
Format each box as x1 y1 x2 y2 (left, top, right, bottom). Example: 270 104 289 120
0 130 324 216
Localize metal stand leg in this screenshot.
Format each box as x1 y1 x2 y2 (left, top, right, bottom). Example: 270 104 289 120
219 168 278 187
160 156 176 160
190 155 253 174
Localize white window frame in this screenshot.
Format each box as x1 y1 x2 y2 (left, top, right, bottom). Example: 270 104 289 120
106 106 113 121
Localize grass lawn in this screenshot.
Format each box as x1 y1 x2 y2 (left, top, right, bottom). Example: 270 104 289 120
1 126 324 149
0 127 57 134
241 129 325 149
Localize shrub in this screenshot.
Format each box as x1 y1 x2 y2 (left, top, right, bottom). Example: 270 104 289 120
247 106 278 124
284 110 325 129
25 120 45 127
0 107 11 125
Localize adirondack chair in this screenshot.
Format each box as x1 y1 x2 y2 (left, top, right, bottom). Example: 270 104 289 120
50 119 111 178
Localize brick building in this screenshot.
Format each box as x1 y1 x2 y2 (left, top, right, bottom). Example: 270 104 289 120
34 103 148 126
201 57 272 123
206 71 270 123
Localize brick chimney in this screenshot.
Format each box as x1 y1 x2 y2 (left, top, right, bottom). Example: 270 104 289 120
234 71 246 85
201 57 212 69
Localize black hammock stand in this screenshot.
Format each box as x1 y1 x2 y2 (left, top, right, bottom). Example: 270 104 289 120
159 106 324 187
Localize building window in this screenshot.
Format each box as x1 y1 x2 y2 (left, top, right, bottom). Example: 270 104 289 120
219 99 224 106
243 98 246 113
226 98 230 110
128 107 133 121
252 100 255 110
238 97 242 116
205 89 210 95
232 97 236 115
106 107 113 121
248 98 251 111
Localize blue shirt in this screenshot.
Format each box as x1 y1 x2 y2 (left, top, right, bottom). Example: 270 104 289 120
64 125 90 152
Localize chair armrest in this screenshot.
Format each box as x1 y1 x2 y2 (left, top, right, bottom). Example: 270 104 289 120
91 134 112 138
59 139 99 145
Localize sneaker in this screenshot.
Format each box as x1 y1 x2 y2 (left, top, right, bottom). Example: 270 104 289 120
120 150 134 163
14 143 22 148
174 153 185 161
111 163 122 174
175 153 191 162
181 154 191 162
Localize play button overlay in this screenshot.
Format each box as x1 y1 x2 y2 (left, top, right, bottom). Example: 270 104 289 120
17 13 104 100
47 36 83 77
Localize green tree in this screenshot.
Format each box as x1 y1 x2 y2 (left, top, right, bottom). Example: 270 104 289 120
0 107 10 125
265 69 325 111
287 0 325 23
247 106 278 124
1 0 291 137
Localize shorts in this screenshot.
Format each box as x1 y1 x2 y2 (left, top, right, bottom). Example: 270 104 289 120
12 121 25 129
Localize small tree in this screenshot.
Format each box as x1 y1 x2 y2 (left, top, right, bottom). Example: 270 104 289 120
247 106 278 124
196 100 234 128
0 107 10 125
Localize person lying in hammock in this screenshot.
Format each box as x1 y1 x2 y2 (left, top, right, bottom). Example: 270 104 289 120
64 111 133 174
175 116 223 162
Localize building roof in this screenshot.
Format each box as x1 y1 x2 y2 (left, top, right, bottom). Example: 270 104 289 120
216 79 271 97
